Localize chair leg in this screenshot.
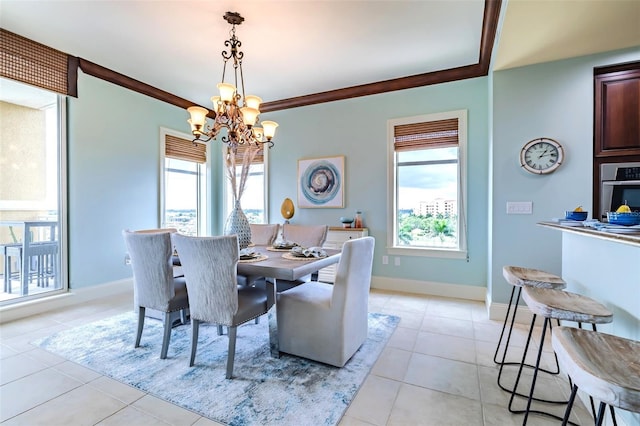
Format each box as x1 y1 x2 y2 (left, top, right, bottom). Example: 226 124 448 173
255 315 260 325
135 307 145 348
561 384 578 426
180 309 187 325
217 325 224 335
189 319 200 367
226 326 237 379
160 312 172 359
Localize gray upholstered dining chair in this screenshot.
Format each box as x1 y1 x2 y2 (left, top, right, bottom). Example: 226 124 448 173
272 223 330 290
122 229 189 359
249 223 279 246
281 224 328 247
276 236 375 367
237 223 280 288
172 233 275 379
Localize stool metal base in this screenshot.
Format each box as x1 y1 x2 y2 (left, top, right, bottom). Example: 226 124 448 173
495 286 561 401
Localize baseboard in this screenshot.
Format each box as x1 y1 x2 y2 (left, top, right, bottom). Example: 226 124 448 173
371 276 486 301
0 279 132 324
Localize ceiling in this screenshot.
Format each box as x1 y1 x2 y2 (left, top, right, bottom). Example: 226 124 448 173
1 0 639 111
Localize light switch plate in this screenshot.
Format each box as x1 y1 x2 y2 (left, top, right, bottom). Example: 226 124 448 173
506 201 533 214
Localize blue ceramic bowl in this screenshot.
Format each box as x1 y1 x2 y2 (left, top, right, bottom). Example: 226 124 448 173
339 217 354 224
565 211 588 221
607 212 640 226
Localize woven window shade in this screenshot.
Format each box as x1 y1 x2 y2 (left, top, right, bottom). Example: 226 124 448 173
0 29 76 96
394 118 458 152
165 134 206 164
233 145 264 164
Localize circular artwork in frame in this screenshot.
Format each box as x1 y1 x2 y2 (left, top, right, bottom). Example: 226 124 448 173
297 156 345 208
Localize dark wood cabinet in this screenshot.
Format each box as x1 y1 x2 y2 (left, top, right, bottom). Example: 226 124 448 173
594 62 640 157
592 61 640 216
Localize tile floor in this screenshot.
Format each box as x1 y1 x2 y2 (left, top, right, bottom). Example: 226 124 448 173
0 289 602 425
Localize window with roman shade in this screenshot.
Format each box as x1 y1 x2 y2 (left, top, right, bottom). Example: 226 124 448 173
388 110 467 258
161 129 208 236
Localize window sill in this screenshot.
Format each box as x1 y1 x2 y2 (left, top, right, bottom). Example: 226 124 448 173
387 246 467 259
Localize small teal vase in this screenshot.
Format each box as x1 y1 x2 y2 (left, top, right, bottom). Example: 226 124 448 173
224 201 252 249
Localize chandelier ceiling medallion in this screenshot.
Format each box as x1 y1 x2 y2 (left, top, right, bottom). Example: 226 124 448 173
187 12 278 149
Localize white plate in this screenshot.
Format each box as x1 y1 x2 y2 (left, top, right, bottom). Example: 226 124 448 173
558 220 584 227
602 227 640 234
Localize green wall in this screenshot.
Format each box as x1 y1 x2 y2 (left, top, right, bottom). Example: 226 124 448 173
264 78 490 287
67 72 223 288
490 46 640 305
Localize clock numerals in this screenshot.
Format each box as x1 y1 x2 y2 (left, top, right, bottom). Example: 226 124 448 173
520 138 564 175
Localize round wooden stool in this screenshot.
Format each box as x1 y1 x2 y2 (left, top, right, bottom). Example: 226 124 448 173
497 266 566 396
509 287 614 424
552 326 640 426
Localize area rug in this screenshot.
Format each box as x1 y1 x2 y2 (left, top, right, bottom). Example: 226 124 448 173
34 312 399 426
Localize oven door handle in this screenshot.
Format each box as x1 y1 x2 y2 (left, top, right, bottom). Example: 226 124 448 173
602 180 640 186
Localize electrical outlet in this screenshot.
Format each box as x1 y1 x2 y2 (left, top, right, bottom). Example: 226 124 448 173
382 255 389 265
124 254 131 265
506 201 533 214
394 257 401 266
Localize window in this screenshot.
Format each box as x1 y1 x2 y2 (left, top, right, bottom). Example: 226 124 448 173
223 145 269 224
387 110 467 258
161 129 209 236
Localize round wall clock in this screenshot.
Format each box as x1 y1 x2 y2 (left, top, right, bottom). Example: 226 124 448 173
520 137 564 175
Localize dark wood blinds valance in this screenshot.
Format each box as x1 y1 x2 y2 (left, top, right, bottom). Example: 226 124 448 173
0 29 78 97
394 118 459 151
165 134 206 164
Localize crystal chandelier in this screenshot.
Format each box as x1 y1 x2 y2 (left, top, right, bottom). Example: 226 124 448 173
187 12 278 148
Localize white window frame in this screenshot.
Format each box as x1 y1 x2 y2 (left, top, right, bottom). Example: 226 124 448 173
386 109 468 259
222 144 270 224
0 80 68 305
160 127 210 235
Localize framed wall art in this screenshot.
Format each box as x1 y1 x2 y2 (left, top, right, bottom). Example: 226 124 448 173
297 155 345 208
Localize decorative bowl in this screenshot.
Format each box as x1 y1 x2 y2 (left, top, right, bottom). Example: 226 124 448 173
339 217 354 224
565 211 588 221
607 211 640 226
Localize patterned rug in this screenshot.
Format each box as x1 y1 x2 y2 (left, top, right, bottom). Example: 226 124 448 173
35 311 399 426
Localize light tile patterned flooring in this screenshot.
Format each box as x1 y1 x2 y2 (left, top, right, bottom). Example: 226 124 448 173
0 289 599 425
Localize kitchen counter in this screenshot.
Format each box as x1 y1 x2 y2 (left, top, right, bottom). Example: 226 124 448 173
538 221 640 247
539 221 639 344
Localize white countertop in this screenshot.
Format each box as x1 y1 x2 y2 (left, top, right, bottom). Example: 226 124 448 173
538 221 640 247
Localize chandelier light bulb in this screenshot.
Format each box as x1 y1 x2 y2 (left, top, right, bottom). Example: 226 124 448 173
252 127 264 140
217 83 236 102
187 106 209 128
210 96 224 114
244 95 262 111
261 121 279 139
240 107 259 126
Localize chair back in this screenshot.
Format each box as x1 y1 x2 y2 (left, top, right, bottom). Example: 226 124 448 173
134 228 178 234
250 224 279 246
122 230 175 311
282 224 328 247
172 234 239 326
331 237 375 318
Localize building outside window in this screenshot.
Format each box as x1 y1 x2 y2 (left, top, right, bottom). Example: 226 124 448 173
387 110 467 258
0 77 67 304
161 129 208 236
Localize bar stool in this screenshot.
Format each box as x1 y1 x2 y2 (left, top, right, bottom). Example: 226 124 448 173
552 326 640 426
497 266 566 396
509 286 613 424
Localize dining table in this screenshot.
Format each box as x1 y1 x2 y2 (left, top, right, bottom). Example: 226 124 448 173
174 245 341 358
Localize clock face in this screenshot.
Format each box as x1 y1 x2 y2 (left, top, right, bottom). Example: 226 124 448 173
520 138 564 174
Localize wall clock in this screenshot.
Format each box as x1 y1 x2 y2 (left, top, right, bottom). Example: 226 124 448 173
520 137 564 174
